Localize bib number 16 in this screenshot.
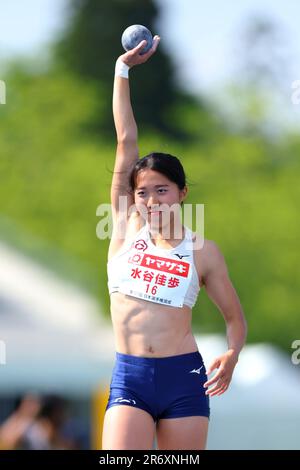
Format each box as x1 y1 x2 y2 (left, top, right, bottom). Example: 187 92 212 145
145 284 157 295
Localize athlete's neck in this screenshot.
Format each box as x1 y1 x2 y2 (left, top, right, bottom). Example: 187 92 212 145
148 224 185 249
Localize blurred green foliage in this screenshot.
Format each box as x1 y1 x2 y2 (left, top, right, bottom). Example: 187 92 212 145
0 58 299 353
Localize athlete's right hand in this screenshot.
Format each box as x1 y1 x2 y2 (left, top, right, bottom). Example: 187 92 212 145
119 35 160 68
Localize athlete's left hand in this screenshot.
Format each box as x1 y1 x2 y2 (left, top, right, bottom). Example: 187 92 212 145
203 349 238 397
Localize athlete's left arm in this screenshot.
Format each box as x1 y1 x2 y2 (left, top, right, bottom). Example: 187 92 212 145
201 240 247 396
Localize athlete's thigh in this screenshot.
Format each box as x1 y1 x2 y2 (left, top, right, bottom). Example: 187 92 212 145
156 416 209 450
102 405 156 450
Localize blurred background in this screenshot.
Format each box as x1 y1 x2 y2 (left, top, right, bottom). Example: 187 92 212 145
0 0 299 450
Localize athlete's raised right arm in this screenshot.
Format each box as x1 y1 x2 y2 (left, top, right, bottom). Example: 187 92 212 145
111 35 160 216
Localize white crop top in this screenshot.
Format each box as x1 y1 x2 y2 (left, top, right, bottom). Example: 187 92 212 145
107 224 200 308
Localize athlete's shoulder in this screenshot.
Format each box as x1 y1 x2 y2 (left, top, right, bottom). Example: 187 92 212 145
203 239 223 255
127 211 145 231
108 213 145 260
193 237 225 274
189 229 221 256
188 230 221 256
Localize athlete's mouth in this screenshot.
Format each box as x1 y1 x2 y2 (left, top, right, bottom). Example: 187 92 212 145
148 212 164 218
148 207 163 213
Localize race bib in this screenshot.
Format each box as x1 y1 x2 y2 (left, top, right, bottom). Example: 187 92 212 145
118 249 192 307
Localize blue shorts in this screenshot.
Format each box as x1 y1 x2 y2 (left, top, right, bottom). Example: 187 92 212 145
105 350 210 422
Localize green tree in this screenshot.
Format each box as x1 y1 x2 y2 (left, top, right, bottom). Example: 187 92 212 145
53 0 210 140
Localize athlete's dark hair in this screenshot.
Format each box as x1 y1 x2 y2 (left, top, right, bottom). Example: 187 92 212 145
129 152 186 191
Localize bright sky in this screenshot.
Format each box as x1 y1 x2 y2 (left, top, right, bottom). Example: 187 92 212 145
157 0 300 93
0 0 65 56
0 0 299 127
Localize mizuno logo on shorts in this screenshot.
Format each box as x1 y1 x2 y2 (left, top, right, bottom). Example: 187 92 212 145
113 397 136 405
189 366 203 375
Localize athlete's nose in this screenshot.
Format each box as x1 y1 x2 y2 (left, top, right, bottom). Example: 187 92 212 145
147 194 159 209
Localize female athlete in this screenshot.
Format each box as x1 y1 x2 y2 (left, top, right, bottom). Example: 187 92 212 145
102 35 247 450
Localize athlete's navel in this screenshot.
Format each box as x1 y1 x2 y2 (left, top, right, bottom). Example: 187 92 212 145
148 345 155 354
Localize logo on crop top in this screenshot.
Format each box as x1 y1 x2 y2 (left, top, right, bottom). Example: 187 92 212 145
174 253 190 259
134 239 148 251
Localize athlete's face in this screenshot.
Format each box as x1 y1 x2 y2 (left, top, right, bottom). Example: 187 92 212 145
134 169 187 230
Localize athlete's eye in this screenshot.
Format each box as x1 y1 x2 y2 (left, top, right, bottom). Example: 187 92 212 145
158 188 167 193
136 191 145 196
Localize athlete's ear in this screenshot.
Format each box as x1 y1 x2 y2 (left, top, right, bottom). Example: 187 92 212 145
179 185 188 204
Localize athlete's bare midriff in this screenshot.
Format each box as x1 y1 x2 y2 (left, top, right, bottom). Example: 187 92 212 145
110 292 199 357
